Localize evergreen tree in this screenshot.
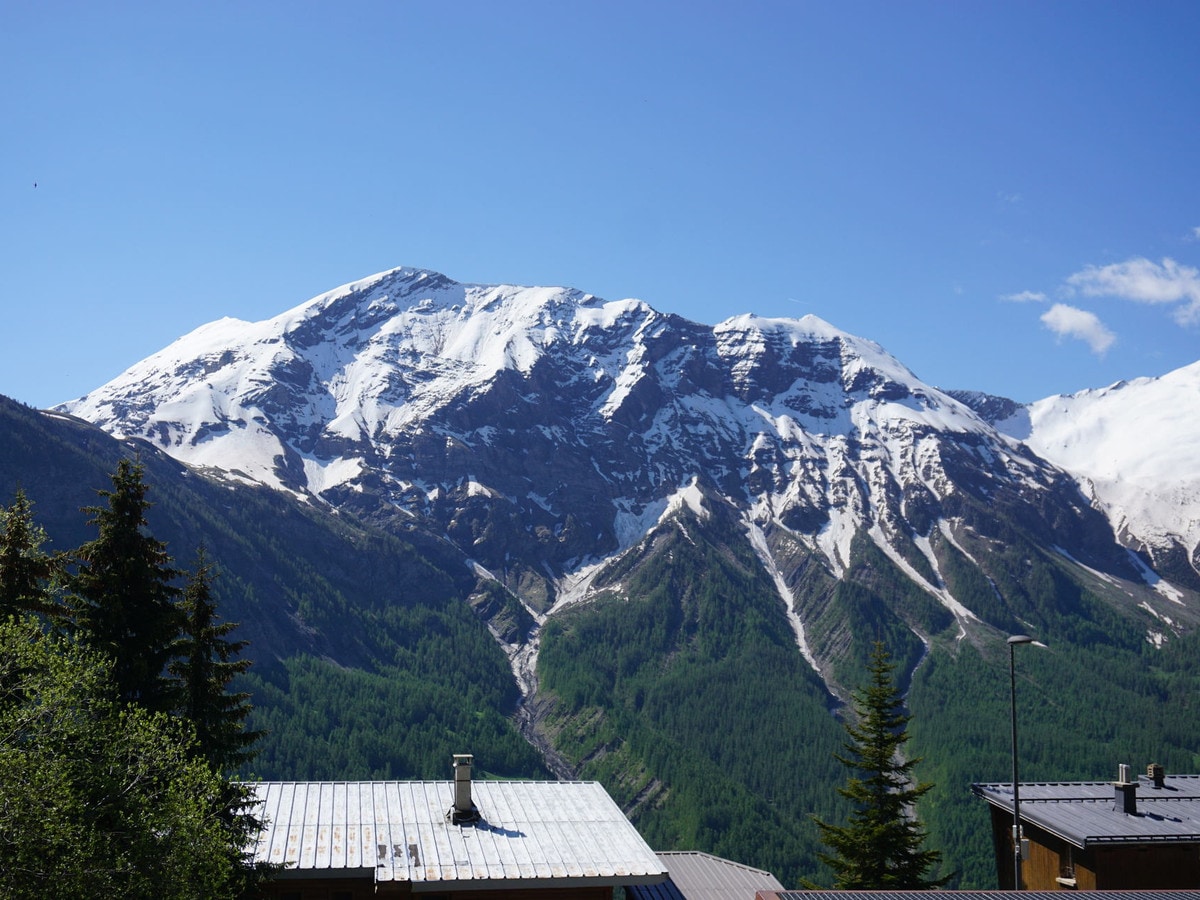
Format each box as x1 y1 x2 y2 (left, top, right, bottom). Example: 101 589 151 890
170 546 261 772
0 489 62 618
812 641 952 889
70 458 182 713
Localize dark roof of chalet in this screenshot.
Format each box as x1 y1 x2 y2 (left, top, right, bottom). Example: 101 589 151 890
628 851 783 900
972 773 1200 848
759 893 1200 900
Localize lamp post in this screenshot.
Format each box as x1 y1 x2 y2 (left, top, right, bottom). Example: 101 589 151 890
1008 634 1034 890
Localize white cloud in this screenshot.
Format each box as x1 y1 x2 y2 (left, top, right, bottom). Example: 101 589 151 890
1191 226 1200 241
1041 303 1116 355
1002 290 1047 303
1065 256 1200 325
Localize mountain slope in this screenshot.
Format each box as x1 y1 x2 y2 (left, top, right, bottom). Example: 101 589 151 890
61 267 1191 630
977 364 1200 591
0 395 547 783
51 266 1200 885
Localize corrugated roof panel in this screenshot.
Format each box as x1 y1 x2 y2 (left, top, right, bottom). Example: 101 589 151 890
245 779 666 888
516 783 561 878
495 780 554 880
421 781 458 881
315 782 335 869
647 851 784 900
341 783 364 868
478 783 528 879
772 892 1200 900
369 780 392 873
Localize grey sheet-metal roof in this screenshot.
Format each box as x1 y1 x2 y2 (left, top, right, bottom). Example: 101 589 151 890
247 780 668 889
628 851 784 900
762 893 1200 900
972 774 1200 848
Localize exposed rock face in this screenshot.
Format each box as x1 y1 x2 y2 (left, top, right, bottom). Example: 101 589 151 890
60 267 1200 678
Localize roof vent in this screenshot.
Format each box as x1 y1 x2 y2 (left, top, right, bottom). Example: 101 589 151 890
1148 763 1166 789
1114 763 1138 815
450 753 480 825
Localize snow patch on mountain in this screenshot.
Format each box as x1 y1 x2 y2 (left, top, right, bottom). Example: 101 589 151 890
303 455 365 495
550 558 612 615
614 498 670 548
1016 362 1200 561
745 517 820 674
1125 550 1185 604
869 524 978 634
666 478 709 521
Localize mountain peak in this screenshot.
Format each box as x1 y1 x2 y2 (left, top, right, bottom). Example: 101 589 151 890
58 265 1200 619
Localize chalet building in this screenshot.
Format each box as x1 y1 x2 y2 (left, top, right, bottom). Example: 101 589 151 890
246 754 667 899
972 766 1200 890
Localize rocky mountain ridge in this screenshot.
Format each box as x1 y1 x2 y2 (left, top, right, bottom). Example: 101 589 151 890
61 268 1199 682
32 266 1200 885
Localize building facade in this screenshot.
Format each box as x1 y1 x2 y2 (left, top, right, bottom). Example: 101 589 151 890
973 767 1200 890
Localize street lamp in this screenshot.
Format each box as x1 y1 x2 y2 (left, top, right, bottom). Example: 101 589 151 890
1008 634 1034 890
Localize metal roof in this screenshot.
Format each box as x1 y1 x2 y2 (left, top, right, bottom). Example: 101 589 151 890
247 780 668 889
628 851 784 900
972 774 1200 848
762 893 1200 900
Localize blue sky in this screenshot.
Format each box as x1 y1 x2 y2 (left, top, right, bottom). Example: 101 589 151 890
4 1 1199 409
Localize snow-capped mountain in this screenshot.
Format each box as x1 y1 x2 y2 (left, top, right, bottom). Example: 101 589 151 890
989 366 1200 582
43 265 1200 888
60 266 1198 677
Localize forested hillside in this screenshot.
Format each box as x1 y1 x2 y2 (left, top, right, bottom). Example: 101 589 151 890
6 393 1200 887
536 497 850 884
0 396 546 783
536 483 1200 887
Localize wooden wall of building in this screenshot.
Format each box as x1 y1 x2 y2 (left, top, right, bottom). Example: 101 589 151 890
986 808 1200 890
1092 844 1200 889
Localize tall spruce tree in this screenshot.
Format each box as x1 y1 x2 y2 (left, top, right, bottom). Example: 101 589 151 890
70 458 182 713
0 489 61 618
812 641 952 889
170 546 261 772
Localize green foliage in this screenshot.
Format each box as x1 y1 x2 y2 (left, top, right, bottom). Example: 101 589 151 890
0 488 62 618
232 548 548 782
241 651 546 781
171 546 261 773
70 458 182 713
0 456 267 896
539 503 846 886
0 616 253 899
812 641 951 889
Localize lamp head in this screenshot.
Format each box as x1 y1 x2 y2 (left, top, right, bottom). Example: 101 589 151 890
1008 634 1034 646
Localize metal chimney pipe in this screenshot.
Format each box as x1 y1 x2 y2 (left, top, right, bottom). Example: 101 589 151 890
452 754 478 823
1114 763 1138 815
